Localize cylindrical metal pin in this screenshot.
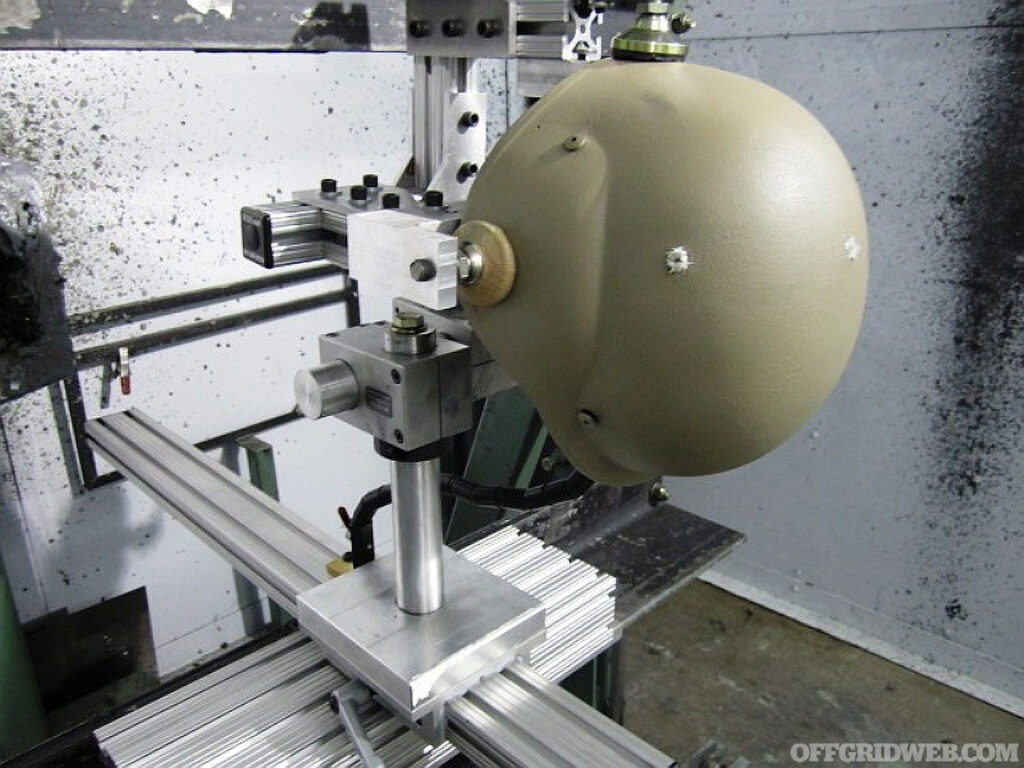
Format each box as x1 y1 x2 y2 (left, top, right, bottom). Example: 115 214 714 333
391 458 444 614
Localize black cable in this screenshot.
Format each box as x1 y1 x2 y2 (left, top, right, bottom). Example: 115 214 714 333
340 472 594 567
341 483 391 566
440 471 594 510
350 483 392 529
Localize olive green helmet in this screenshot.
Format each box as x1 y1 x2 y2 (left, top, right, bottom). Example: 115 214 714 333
459 60 869 485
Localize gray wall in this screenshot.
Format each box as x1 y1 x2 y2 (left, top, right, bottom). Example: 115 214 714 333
666 0 1024 713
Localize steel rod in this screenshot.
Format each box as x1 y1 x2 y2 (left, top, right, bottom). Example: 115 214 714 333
74 288 353 369
67 264 344 334
391 458 445 614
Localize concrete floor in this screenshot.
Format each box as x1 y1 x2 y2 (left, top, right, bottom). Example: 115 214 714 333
622 582 1023 766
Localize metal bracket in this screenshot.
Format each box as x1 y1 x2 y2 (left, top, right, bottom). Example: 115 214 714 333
427 91 487 202
297 546 545 728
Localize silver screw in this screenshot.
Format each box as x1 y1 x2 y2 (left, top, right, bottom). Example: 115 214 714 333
649 483 670 505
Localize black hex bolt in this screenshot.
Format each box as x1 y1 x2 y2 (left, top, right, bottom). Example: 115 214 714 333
320 178 338 195
350 185 368 201
423 189 444 208
458 162 479 182
408 19 431 38
460 111 480 129
381 192 401 209
362 173 379 188
477 18 503 38
441 18 465 37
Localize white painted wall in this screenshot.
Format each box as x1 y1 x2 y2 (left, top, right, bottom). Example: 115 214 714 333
0 50 410 674
664 3 1024 714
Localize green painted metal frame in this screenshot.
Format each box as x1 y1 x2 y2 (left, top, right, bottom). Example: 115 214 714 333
0 553 46 759
236 435 291 628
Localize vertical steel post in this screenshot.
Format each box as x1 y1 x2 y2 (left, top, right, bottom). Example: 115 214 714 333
391 457 444 614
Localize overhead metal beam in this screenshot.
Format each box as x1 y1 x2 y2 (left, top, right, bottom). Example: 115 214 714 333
0 0 406 52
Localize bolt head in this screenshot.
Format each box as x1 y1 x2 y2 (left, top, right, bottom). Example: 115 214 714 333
381 192 400 209
408 19 430 37
577 409 598 426
649 483 670 504
409 258 437 282
477 18 503 38
391 311 426 333
638 1 671 13
441 18 464 37
671 13 696 33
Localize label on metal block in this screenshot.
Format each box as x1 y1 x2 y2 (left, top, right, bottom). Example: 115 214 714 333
365 387 393 417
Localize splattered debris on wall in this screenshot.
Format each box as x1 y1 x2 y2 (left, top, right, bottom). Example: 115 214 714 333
0 158 73 403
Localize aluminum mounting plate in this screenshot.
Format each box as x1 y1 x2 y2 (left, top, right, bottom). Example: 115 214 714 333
297 546 545 723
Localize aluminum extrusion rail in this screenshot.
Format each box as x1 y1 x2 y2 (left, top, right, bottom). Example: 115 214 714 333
449 662 676 768
85 409 345 613
88 409 675 767
96 528 671 767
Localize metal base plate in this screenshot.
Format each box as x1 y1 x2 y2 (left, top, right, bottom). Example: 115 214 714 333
297 546 544 723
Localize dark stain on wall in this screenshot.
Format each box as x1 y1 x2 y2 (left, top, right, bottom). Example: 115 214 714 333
0 197 73 403
934 24 1023 501
926 21 1023 621
0 217 44 347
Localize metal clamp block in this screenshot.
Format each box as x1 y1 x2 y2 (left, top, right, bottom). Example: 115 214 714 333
297 546 545 729
318 322 472 450
348 210 461 310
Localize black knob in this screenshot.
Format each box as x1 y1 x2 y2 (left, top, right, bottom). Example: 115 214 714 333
477 18 503 38
381 192 401 209
320 178 338 194
423 189 444 207
408 19 431 38
350 185 368 201
362 173 379 188
441 18 464 37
